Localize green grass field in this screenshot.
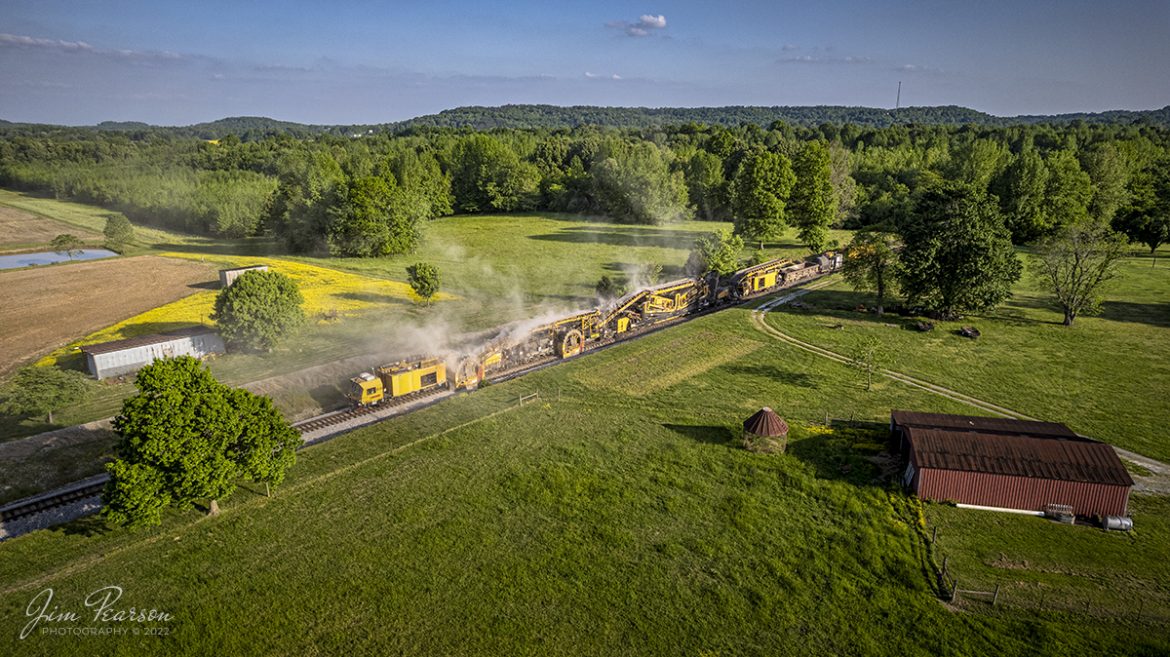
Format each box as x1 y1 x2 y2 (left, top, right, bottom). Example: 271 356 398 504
923 497 1170 623
0 192 845 443
2 308 1166 655
762 249 1170 461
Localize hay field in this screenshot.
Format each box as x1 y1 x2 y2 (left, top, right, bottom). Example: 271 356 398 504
0 204 101 251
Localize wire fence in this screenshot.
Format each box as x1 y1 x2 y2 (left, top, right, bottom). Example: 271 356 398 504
924 521 1170 624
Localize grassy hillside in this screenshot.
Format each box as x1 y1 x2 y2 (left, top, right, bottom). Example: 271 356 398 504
1 308 1165 655
762 249 1170 461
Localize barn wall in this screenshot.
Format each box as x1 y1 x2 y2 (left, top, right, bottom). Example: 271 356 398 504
916 468 1130 517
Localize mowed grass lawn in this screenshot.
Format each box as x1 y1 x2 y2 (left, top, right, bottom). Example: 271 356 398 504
1 309 1165 656
765 249 1170 462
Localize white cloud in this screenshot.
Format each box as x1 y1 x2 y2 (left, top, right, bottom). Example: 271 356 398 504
778 54 874 66
0 32 182 61
638 15 666 29
607 14 668 38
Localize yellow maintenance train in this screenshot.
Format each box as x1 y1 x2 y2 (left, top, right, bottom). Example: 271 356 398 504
346 251 842 406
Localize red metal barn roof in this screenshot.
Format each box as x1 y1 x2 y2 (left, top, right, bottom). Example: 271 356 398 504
891 410 1080 440
905 427 1133 487
744 407 789 437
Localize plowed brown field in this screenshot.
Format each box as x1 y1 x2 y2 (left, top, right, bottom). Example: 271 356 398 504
0 255 217 376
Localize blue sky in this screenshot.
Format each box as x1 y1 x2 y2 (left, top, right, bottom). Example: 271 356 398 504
1 0 1167 125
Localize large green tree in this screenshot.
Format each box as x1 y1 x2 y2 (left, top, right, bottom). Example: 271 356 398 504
265 150 346 253
995 147 1051 243
730 148 795 245
1113 159 1170 254
103 214 135 252
50 233 84 259
450 134 539 213
326 175 423 257
102 356 299 527
842 230 900 316
0 366 92 424
1034 219 1129 326
898 182 1022 319
790 141 837 252
387 148 454 218
212 270 305 351
685 231 744 279
682 149 728 221
1081 142 1131 223
327 176 396 257
591 141 689 225
1042 149 1093 236
406 262 441 305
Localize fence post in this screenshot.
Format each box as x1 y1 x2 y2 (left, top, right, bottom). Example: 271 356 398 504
992 584 1000 607
932 526 938 543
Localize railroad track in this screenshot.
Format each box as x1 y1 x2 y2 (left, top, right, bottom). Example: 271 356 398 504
293 386 454 434
2 272 836 537
0 475 109 525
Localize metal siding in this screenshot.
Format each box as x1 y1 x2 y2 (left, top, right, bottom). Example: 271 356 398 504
916 468 1130 516
88 334 225 379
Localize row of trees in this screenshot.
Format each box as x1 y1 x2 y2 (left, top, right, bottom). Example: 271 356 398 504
843 180 1131 326
2 121 1167 257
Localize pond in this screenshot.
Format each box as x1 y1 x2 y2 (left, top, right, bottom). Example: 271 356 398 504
0 249 120 270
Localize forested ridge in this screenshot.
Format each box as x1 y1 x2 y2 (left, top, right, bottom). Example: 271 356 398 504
1 114 1167 261
2 104 1169 140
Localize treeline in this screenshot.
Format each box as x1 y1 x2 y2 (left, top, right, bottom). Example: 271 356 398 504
5 105 1170 140
1 119 1167 257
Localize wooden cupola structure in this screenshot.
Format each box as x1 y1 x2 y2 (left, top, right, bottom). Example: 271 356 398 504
743 407 790 453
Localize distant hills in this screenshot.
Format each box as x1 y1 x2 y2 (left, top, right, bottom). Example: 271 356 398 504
3 104 1169 138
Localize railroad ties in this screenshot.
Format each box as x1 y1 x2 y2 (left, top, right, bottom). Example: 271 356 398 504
1 268 839 540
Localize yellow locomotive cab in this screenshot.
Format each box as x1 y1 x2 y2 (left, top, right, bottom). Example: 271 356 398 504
349 372 384 406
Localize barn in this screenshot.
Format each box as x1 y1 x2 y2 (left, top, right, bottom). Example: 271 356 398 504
80 326 226 380
219 264 268 288
891 411 1133 518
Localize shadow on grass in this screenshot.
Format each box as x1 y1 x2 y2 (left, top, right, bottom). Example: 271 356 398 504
187 279 220 290
308 384 345 411
601 261 687 281
1098 300 1170 328
59 513 111 538
662 424 736 446
155 239 279 257
786 420 895 487
333 291 413 307
528 225 699 250
0 411 64 443
719 364 818 388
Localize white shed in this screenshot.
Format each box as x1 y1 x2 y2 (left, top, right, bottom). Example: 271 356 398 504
80 327 226 380
219 265 268 288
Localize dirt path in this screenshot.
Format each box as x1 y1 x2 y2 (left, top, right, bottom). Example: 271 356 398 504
750 288 1170 494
